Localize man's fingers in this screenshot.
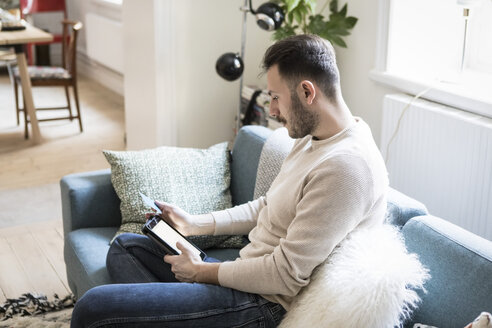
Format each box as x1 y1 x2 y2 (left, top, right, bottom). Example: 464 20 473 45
163 254 175 264
154 200 171 211
145 213 162 221
175 241 191 255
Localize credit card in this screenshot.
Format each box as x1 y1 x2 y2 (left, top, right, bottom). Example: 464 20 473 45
139 192 162 214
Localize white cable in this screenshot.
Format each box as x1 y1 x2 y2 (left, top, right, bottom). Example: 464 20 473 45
384 87 432 166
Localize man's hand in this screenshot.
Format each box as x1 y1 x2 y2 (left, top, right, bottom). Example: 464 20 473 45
145 202 214 236
164 241 220 284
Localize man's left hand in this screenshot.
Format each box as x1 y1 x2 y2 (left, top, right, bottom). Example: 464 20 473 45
163 241 203 283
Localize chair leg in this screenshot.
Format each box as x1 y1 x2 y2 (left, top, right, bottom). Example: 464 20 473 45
13 79 20 126
6 62 14 84
72 83 83 132
23 95 29 139
27 44 34 66
64 86 73 120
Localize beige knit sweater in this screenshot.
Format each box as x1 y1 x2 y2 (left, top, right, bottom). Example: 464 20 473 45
211 118 389 310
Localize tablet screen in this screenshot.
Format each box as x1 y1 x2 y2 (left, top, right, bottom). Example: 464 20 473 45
152 220 202 258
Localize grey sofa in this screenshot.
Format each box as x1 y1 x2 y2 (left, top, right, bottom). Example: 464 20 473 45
61 125 491 327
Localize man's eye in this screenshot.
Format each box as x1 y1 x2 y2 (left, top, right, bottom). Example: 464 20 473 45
272 96 279 101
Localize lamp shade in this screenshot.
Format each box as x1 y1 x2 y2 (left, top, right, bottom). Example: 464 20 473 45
255 2 284 31
215 52 244 81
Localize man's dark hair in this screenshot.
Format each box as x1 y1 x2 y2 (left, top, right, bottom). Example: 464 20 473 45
262 34 340 100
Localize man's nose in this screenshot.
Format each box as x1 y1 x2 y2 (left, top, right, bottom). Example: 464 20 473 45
269 102 279 117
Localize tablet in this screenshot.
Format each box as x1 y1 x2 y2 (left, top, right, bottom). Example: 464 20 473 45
142 216 206 259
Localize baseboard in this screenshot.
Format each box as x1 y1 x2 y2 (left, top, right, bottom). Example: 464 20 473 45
77 49 124 95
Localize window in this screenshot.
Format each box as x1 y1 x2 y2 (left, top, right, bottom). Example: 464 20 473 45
91 0 123 10
468 0 492 74
371 0 492 118
98 0 122 5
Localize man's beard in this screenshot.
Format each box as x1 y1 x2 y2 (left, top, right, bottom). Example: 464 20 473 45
280 92 319 139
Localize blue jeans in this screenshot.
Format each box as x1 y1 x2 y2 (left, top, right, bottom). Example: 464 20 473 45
71 233 286 327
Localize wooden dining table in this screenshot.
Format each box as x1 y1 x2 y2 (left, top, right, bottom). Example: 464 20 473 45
0 24 53 144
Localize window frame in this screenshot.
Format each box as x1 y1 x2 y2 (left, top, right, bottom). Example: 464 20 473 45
370 0 492 119
91 0 123 14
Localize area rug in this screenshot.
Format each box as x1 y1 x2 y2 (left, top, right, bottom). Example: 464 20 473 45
0 308 72 328
0 293 75 328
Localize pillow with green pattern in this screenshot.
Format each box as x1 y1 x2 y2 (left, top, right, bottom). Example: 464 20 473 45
103 142 248 249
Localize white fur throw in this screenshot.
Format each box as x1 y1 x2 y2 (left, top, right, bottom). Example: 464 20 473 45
279 224 430 328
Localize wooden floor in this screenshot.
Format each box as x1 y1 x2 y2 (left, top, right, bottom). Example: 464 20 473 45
0 73 126 190
0 71 125 304
0 220 67 304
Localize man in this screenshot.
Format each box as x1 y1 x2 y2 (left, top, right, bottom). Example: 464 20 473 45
71 34 388 327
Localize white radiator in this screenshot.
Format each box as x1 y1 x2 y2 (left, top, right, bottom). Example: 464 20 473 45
86 13 124 74
381 94 492 240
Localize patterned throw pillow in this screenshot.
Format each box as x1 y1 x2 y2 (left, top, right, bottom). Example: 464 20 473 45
103 142 248 249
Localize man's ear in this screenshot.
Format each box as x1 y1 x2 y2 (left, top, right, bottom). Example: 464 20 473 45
300 80 316 105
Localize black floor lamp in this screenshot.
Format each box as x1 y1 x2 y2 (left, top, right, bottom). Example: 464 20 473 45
215 0 284 134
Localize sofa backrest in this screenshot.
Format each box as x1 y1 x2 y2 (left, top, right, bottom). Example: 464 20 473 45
230 126 273 206
402 215 492 327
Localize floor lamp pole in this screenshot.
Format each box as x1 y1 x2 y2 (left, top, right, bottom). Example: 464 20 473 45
237 0 249 134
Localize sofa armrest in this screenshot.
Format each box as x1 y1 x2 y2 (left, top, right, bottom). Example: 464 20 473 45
60 169 121 237
402 215 492 327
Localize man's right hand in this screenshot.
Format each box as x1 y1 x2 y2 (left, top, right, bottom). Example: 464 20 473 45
145 201 215 236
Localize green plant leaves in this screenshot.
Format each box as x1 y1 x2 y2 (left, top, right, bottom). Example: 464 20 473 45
339 3 347 17
272 0 358 47
273 24 298 40
330 0 338 13
293 7 303 24
285 0 302 12
328 35 347 47
346 16 357 29
306 14 326 36
306 0 316 13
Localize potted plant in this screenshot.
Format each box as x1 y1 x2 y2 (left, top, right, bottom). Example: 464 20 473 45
272 0 358 47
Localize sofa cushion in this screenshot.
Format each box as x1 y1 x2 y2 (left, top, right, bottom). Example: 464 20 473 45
103 142 247 249
207 248 240 262
14 65 71 80
402 215 492 328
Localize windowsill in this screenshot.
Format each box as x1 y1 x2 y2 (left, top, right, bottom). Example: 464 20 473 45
91 0 122 12
369 70 492 119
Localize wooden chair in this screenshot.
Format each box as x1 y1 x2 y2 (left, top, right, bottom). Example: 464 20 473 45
13 20 83 139
0 48 17 84
20 0 67 65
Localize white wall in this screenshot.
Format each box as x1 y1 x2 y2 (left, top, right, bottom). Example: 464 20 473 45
169 0 395 148
68 0 390 149
65 0 124 95
65 0 122 54
173 0 272 148
328 0 394 144
122 0 273 150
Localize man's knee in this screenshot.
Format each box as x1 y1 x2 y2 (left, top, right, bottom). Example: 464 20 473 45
107 233 143 264
110 233 143 250
71 286 110 328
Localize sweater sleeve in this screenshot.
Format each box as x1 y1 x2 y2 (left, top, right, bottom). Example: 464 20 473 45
217 156 376 296
211 197 267 235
